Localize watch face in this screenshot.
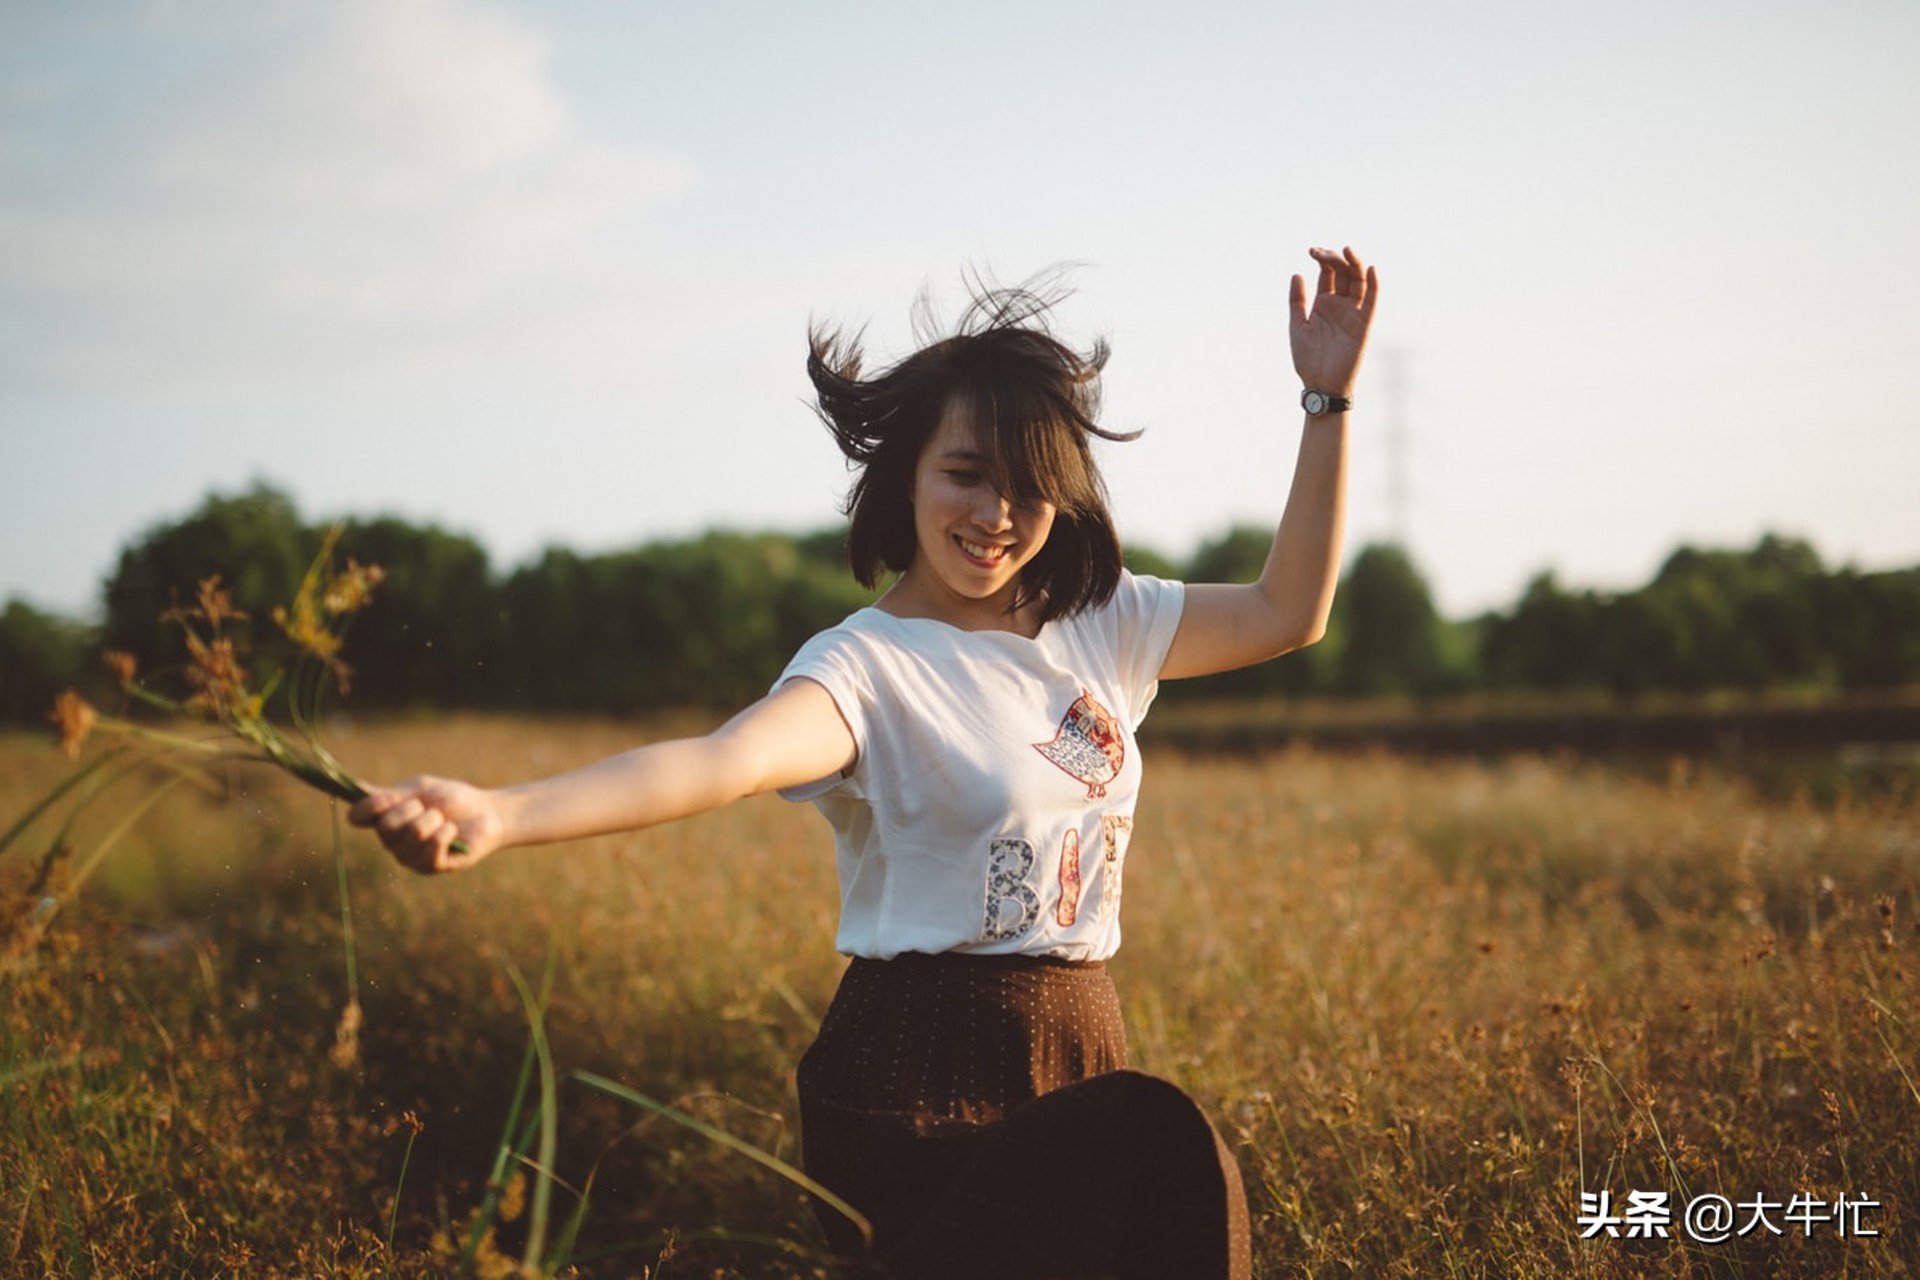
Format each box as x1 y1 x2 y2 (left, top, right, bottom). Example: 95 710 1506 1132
1302 390 1327 415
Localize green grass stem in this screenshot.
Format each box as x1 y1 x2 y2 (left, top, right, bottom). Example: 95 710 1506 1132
506 963 562 1276
462 1048 539 1268
573 1069 873 1255
385 1125 420 1259
0 749 123 861
333 807 359 1001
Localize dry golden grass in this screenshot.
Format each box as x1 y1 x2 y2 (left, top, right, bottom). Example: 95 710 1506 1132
3 717 1915 1277
1121 749 1917 1276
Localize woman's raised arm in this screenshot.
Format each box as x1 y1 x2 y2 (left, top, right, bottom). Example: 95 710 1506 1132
348 677 856 875
1159 245 1379 681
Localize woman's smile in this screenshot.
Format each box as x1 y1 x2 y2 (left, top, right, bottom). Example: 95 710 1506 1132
955 535 1011 566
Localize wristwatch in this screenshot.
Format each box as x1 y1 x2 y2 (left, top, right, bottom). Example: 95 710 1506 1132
1301 389 1353 416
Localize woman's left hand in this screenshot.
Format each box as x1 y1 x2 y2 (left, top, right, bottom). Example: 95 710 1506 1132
1289 246 1379 398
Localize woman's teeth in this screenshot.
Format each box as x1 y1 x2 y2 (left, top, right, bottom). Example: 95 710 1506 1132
958 537 1006 562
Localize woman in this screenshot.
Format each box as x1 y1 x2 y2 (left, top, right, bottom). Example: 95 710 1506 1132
352 246 1377 1277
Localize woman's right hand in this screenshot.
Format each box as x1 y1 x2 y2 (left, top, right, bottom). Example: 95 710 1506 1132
349 776 508 875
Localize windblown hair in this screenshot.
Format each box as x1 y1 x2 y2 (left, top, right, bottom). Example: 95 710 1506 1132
807 274 1140 622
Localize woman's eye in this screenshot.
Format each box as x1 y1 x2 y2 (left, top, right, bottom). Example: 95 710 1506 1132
945 470 982 486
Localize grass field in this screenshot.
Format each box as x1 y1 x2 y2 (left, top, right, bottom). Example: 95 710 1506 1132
3 715 1916 1277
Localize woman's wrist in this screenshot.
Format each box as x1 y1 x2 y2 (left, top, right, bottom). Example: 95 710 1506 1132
490 784 534 851
1299 386 1354 417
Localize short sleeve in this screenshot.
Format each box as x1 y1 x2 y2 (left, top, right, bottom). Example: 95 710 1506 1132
771 624 872 802
1105 571 1186 727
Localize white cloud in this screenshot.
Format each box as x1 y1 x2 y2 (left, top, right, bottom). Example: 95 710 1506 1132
0 1 695 395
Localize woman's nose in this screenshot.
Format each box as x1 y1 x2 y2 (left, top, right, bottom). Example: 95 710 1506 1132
972 491 1013 530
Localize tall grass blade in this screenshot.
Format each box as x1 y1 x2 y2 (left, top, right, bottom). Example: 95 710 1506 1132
461 1044 539 1267
505 962 560 1276
21 752 148 899
386 1126 420 1255
332 807 359 1001
573 1069 873 1253
543 1170 595 1275
0 750 122 861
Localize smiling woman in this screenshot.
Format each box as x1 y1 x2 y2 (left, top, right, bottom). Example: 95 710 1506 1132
806 279 1140 632
352 249 1377 1277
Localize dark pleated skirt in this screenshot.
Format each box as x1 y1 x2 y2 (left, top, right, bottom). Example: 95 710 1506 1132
797 951 1250 1279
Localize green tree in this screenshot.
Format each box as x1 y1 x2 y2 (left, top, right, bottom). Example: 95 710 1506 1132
1486 533 1843 697
100 484 313 697
332 518 501 709
1636 536 1827 692
1122 544 1181 581
1483 571 1603 691
1336 542 1445 696
1740 534 1825 687
0 600 96 723
1184 525 1272 586
1817 567 1920 690
496 548 594 709
791 527 853 575
497 532 876 712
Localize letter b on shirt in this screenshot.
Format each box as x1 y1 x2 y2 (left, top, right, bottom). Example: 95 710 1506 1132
983 838 1040 940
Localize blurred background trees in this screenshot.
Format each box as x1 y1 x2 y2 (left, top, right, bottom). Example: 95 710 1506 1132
1480 534 1920 700
97 484 313 693
3 484 1916 722
0 600 95 724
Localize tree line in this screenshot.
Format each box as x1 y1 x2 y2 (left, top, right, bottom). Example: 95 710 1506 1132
2 483 1915 724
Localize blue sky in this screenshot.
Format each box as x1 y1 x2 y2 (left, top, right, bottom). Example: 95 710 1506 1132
3 0 1915 622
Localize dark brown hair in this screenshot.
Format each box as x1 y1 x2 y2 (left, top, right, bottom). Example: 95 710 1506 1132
806 276 1139 622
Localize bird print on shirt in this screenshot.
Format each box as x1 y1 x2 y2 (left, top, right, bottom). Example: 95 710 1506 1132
1033 689 1124 798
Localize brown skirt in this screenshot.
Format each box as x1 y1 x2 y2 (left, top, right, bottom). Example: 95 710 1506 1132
798 951 1250 1279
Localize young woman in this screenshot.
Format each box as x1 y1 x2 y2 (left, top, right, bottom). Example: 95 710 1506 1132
352 246 1378 1278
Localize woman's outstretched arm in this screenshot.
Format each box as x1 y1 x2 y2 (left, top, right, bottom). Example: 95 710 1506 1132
1159 245 1379 681
348 677 855 875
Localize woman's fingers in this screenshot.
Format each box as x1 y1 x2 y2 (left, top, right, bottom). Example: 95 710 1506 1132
1302 248 1379 321
347 778 468 873
396 803 459 871
405 806 446 846
347 784 399 828
395 814 460 875
1307 246 1368 300
375 796 425 838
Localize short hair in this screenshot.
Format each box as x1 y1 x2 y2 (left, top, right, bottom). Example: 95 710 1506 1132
806 275 1140 623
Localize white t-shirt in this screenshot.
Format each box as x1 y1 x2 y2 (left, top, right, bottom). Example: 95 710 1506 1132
776 571 1186 961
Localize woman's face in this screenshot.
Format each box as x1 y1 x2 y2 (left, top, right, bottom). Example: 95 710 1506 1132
904 403 1058 619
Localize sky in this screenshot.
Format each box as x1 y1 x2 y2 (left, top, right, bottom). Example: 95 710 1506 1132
3 0 1916 624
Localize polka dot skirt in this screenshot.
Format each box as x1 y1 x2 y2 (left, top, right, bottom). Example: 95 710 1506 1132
797 952 1248 1278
